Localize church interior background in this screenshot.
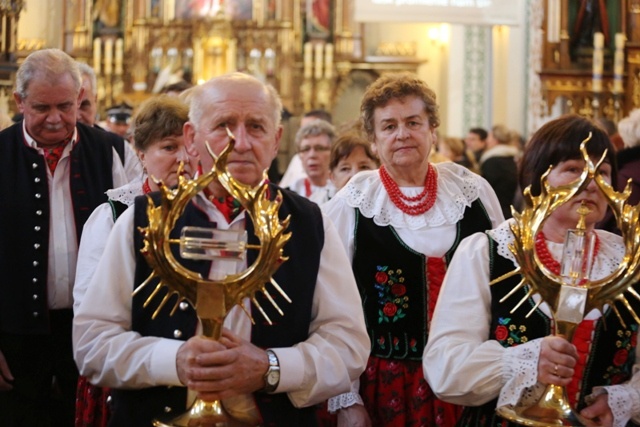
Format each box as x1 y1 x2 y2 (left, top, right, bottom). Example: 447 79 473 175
1 0 639 169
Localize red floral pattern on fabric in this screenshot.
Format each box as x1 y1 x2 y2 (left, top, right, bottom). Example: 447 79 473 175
374 266 408 323
75 376 111 427
360 356 461 426
494 317 529 346
598 323 636 394
42 134 73 174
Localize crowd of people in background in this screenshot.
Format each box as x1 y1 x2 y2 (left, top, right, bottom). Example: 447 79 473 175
2 47 640 427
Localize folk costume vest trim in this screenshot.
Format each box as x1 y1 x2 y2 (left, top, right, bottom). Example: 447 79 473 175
353 199 492 360
109 186 323 427
0 122 122 335
457 235 640 427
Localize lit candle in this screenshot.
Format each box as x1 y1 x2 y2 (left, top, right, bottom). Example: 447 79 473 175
104 38 113 76
303 42 312 79
547 0 560 43
592 32 604 93
93 38 101 75
613 33 626 94
115 38 123 75
265 48 276 77
226 41 237 72
314 43 323 80
324 43 334 79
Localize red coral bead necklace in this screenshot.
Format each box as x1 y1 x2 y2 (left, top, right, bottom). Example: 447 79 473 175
379 164 438 216
535 231 600 278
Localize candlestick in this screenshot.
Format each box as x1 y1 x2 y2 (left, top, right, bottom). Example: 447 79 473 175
324 43 333 79
613 33 626 94
265 48 276 77
151 47 163 72
226 41 237 73
115 38 123 75
314 43 323 80
104 38 113 76
547 0 560 43
93 38 101 75
303 42 312 79
592 32 604 93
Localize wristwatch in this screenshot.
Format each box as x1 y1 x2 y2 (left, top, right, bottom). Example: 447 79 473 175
263 349 280 393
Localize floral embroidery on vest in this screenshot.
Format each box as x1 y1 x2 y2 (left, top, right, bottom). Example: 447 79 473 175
604 324 637 385
494 317 529 346
375 266 409 323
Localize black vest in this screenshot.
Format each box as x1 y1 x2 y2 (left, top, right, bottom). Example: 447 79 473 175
109 185 323 427
0 122 122 334
457 235 640 427
353 199 492 360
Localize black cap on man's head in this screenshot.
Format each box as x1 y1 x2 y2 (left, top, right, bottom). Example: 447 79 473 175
106 103 133 124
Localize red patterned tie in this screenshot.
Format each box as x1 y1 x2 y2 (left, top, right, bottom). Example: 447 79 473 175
211 196 243 224
42 135 73 174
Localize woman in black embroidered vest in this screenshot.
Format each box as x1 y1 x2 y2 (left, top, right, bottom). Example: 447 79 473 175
322 73 505 427
424 114 640 426
73 95 191 427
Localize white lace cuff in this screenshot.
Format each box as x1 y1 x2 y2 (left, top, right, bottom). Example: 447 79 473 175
590 384 640 427
328 392 364 413
498 338 542 408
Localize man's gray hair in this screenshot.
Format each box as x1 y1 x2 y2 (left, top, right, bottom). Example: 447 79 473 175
77 61 97 94
188 73 283 129
295 119 336 147
15 49 82 99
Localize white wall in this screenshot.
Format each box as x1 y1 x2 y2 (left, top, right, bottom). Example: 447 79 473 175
360 1 529 138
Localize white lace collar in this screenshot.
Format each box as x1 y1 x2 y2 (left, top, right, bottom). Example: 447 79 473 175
105 179 144 207
333 162 483 230
487 219 625 279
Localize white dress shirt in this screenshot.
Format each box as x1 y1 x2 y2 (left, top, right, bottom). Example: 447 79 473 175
279 154 305 188
73 180 142 313
73 193 370 412
289 176 336 205
321 162 505 410
424 219 640 427
23 124 131 309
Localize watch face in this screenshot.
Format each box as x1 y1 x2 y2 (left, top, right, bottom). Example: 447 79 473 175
267 370 280 385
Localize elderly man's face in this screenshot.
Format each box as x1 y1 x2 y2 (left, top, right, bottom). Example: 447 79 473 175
77 76 97 126
14 73 82 147
184 79 281 189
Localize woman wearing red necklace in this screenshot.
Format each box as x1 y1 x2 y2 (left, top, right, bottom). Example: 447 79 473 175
322 73 504 427
424 114 640 427
73 95 192 427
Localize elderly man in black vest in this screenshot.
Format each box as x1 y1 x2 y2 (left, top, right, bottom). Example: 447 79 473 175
0 49 137 426
76 61 142 179
73 73 369 427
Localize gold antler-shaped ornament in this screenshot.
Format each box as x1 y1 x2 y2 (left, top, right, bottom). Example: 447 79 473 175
493 134 640 426
135 129 291 427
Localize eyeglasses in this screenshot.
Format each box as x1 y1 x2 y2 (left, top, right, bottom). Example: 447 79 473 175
298 144 331 154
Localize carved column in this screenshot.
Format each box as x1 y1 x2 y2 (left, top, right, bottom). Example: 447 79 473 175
0 2 23 68
631 0 640 43
129 0 150 93
559 0 571 68
335 0 362 59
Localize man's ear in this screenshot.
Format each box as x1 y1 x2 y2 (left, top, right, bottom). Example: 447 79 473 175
183 122 199 157
76 87 85 107
272 125 283 157
13 92 25 113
